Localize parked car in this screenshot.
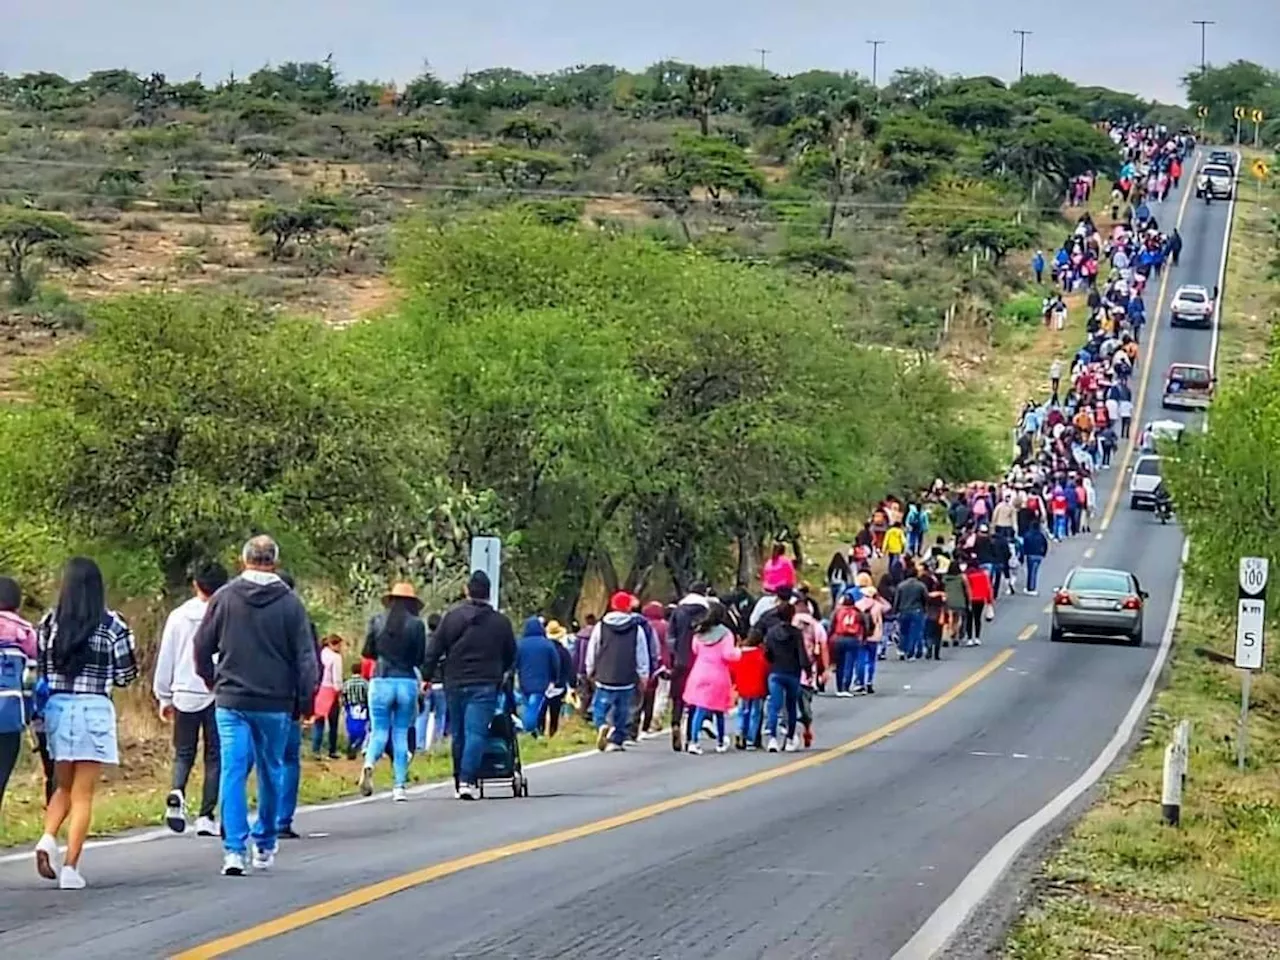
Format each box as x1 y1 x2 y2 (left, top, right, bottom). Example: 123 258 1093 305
1051 567 1147 646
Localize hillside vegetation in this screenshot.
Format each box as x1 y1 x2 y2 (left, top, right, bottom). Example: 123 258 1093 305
0 56 1268 619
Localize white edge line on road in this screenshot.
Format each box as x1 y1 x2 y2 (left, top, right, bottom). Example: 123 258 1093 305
896 149 1234 960
892 539 1187 960
0 737 625 865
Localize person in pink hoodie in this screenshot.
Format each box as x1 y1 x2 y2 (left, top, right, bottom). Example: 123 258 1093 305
760 544 797 595
682 604 741 755
792 608 829 747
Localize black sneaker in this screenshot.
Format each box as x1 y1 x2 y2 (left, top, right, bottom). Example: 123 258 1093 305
278 827 302 840
866 685 875 695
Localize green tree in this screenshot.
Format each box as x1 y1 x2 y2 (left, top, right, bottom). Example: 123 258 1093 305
0 208 99 304
250 194 356 260
905 177 1035 264
785 100 877 239
497 114 559 149
474 146 566 187
876 114 962 187
987 112 1117 196
237 98 297 134
684 66 723 136
400 69 446 111
640 134 764 240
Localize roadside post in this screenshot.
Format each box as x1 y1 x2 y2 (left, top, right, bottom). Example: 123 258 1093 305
1162 719 1191 826
470 535 503 612
1235 556 1268 770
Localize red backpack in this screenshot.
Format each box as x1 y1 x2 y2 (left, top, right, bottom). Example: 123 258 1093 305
833 604 874 641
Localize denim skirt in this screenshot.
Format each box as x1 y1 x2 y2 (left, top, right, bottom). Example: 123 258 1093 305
44 693 120 764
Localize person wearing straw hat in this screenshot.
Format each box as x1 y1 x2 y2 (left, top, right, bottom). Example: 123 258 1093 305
541 621 575 737
357 582 427 803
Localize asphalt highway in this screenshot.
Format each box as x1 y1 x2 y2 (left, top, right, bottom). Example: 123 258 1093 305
0 158 1233 960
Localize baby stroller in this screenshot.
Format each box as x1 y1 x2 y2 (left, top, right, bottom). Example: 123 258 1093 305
453 677 529 799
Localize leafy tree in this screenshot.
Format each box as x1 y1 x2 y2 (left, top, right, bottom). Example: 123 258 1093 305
905 177 1034 264
885 67 946 109
988 112 1117 195
929 86 1021 132
161 177 213 217
684 66 723 136
237 98 297 134
401 69 446 111
1184 61 1280 136
877 114 962 187
250 194 356 260
0 208 98 304
641 134 764 240
498 114 559 149
474 147 566 187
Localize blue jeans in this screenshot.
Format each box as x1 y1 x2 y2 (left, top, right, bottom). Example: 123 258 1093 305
447 683 499 785
215 708 292 857
834 637 858 692
413 698 428 753
766 673 801 739
737 698 763 743
1025 555 1044 592
1053 514 1067 540
520 691 546 736
427 688 449 736
591 686 634 746
363 677 418 788
898 611 924 659
689 707 725 745
278 720 301 831
856 642 878 688
907 530 924 557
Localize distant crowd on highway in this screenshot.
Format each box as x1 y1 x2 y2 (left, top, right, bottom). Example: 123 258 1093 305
0 122 1198 890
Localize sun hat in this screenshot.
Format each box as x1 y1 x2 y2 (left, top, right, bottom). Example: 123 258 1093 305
546 620 568 642
383 582 423 611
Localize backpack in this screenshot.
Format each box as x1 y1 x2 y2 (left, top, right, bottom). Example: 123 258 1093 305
0 645 31 735
833 604 873 641
908 509 926 534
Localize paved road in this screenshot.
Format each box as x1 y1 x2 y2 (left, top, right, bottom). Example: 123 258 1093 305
0 163 1233 960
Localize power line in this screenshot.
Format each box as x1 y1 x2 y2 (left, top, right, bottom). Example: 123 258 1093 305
1013 30 1033 80
1191 20 1215 75
754 48 771 72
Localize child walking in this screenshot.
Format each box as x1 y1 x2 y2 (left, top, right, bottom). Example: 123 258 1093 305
683 604 741 755
729 631 769 750
341 664 369 760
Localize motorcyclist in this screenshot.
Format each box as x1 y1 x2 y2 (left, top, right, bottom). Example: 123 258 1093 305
1153 482 1174 520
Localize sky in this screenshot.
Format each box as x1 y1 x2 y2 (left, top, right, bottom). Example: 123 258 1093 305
5 0 1278 105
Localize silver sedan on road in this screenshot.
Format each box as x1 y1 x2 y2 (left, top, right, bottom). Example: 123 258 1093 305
1051 567 1147 645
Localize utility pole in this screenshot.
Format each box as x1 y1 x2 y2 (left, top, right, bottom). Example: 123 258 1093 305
1013 30 1033 79
1192 20 1215 75
754 48 771 71
867 39 886 88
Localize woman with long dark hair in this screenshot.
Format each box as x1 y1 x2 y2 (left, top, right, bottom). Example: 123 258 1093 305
358 582 427 802
34 557 138 889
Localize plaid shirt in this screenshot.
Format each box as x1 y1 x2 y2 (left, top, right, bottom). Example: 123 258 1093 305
37 609 139 696
341 676 369 720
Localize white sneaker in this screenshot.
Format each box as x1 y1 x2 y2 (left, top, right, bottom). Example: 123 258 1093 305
686 741 704 755
165 789 187 833
837 690 853 699
358 765 374 797
766 737 780 753
783 736 799 752
251 846 275 870
457 782 479 801
715 740 730 754
1026 589 1038 596
973 638 984 646
221 852 246 876
194 816 218 837
604 742 625 752
58 865 86 890
965 639 978 647
35 833 62 881
392 786 407 803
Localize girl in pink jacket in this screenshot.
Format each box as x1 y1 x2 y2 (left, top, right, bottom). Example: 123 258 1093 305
760 544 797 594
683 604 741 755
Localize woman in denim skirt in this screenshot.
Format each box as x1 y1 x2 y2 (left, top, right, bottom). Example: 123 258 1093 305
34 557 139 889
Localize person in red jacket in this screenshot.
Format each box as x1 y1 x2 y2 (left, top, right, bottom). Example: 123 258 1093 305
729 634 769 750
961 562 994 646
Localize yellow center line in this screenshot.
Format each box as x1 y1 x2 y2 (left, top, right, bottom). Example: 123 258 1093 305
172 649 1017 959
1017 624 1038 641
1098 177 1197 532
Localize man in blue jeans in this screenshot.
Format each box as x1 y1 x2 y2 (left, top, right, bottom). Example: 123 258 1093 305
194 535 318 878
585 592 651 753
892 564 928 661
423 571 516 800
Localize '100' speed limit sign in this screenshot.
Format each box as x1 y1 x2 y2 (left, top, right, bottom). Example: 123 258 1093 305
1236 557 1269 670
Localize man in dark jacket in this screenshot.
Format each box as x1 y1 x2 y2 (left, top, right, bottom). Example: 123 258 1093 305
422 571 516 800
665 583 710 752
586 591 652 752
194 535 318 878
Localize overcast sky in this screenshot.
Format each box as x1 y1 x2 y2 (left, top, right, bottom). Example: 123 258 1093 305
6 0 1277 104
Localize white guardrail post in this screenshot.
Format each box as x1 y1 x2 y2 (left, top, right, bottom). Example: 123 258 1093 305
1162 719 1190 827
